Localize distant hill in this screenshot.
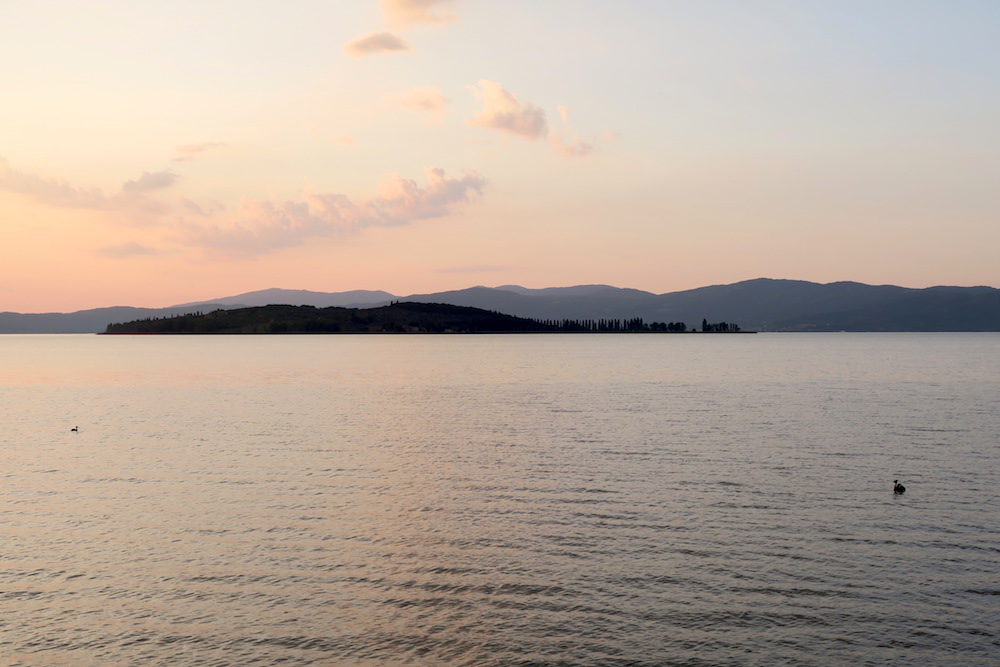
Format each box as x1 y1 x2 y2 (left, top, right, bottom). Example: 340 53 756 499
378 280 1000 331
103 302 709 335
175 288 395 309
400 285 660 321
0 305 225 334
643 279 1000 332
4 279 1000 333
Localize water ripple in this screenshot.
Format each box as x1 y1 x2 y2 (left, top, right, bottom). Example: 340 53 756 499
2 334 999 665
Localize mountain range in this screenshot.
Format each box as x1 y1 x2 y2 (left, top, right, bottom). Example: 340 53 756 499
3 278 999 333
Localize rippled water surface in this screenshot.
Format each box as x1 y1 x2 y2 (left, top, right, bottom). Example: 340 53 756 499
2 333 998 665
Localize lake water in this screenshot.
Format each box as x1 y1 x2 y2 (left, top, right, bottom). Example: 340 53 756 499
1 333 998 666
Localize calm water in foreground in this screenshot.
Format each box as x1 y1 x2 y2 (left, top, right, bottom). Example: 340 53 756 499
1 333 998 666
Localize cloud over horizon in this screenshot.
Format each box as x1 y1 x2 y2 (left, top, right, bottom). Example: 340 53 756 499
184 167 487 257
344 32 411 57
467 80 548 140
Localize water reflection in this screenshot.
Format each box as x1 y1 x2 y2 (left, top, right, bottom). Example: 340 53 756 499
1 334 999 664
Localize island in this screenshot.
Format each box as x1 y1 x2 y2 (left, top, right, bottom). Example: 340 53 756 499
103 302 749 335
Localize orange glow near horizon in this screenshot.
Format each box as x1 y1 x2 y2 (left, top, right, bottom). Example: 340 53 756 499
2 2 999 313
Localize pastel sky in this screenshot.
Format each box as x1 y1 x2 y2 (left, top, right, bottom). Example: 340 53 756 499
2 1 998 312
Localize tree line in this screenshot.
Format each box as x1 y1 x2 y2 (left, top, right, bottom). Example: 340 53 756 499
529 317 691 332
528 317 742 333
700 319 741 333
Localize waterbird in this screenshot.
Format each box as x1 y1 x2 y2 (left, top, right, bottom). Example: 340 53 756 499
893 480 906 494
71 426 78 432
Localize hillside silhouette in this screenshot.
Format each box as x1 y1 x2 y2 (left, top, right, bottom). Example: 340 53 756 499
103 302 721 335
5 279 999 333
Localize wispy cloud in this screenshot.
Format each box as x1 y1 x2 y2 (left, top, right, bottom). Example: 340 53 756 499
344 32 411 57
178 197 224 217
0 157 111 209
550 134 595 158
346 1 455 58
184 167 487 257
121 170 179 195
381 0 456 29
97 242 160 258
0 158 183 223
173 142 227 162
384 86 450 121
467 80 547 140
549 105 609 158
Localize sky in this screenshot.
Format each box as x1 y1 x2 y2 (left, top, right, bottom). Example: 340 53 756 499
2 0 998 312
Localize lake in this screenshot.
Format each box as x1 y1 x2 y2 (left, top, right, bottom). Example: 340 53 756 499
1 333 998 665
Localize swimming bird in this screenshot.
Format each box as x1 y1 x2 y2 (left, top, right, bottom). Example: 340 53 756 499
893 480 905 494
71 426 78 432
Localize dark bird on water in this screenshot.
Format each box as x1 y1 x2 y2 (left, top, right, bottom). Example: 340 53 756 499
71 426 78 432
893 480 906 494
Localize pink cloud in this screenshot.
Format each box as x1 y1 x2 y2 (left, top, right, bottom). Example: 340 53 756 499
0 158 184 217
178 197 224 217
0 157 111 209
380 0 456 29
173 142 227 162
551 133 595 158
98 242 160 258
549 104 609 158
184 167 487 257
121 170 179 195
344 32 411 57
467 80 548 140
384 86 450 121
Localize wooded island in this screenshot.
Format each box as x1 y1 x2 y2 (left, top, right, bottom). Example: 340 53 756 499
103 302 749 334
